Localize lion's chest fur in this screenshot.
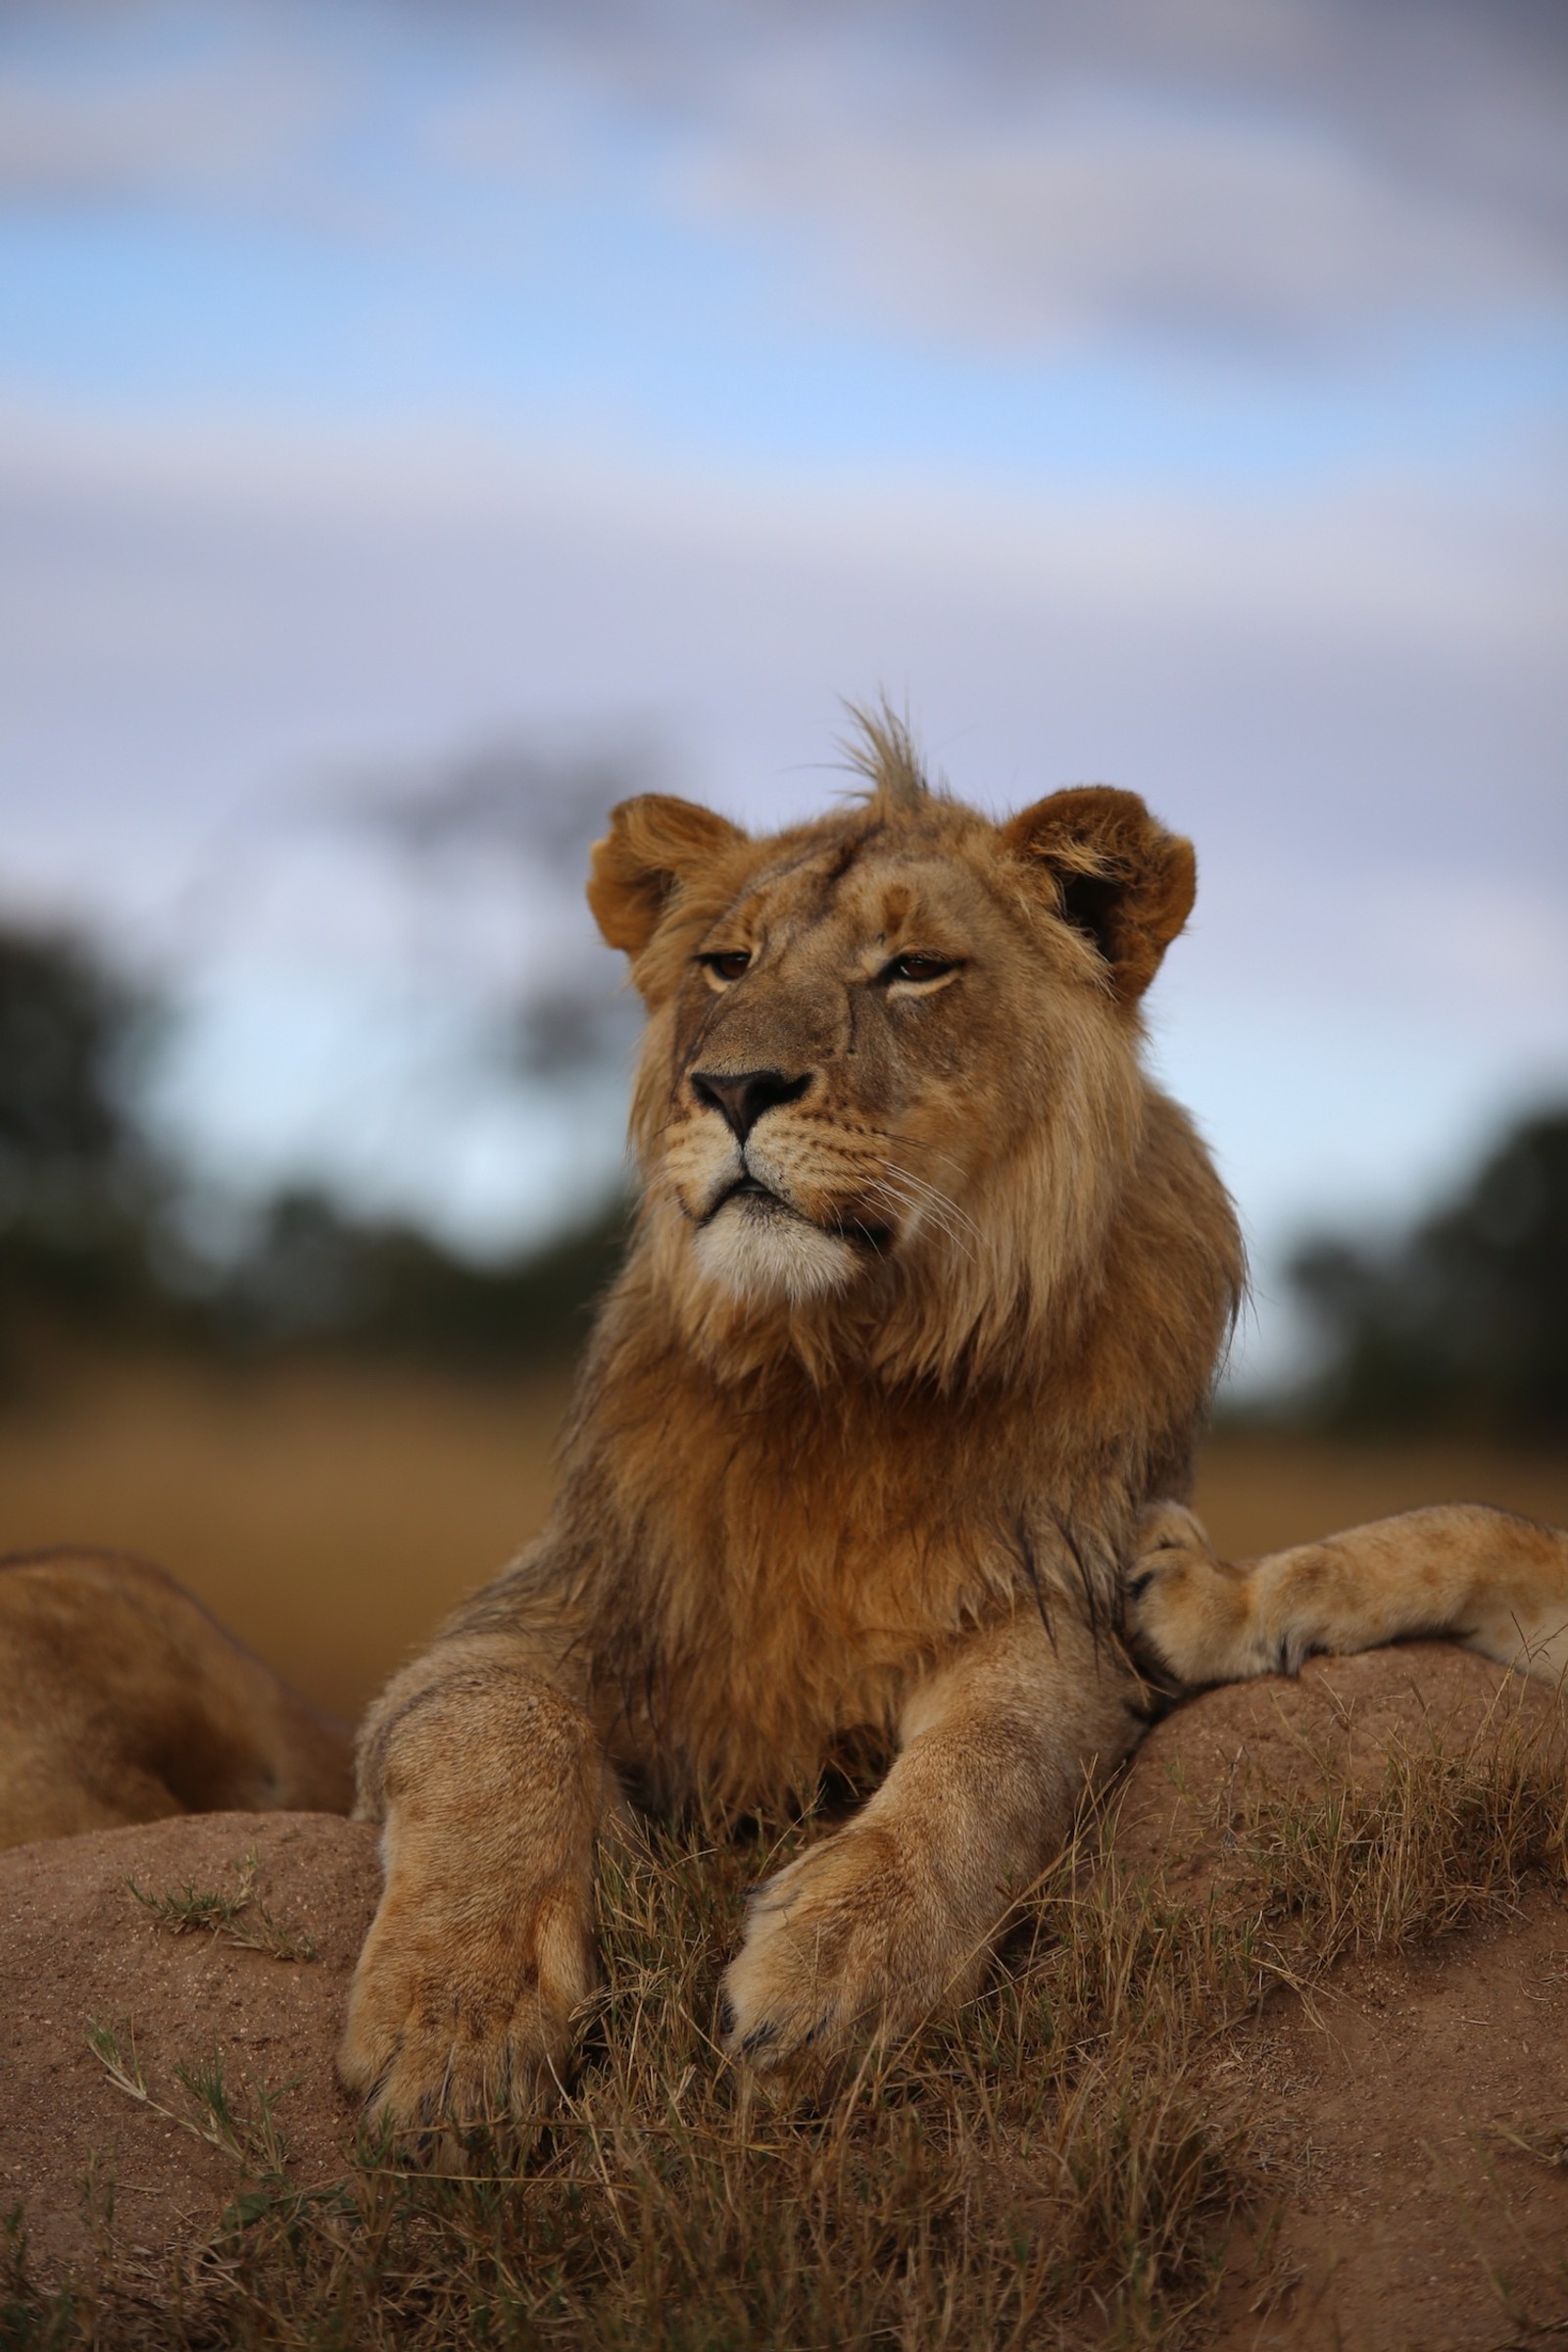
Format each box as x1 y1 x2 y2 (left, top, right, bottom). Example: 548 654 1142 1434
558 1339 1117 1813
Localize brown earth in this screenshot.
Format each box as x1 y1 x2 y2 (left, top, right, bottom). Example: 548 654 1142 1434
0 1810 379 2279
1124 1648 1568 2351
1117 1639 1565 1888
1215 1894 1568 2352
2 1648 1566 2347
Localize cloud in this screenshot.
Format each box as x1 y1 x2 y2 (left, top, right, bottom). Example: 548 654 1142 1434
0 23 336 208
684 103 1560 352
6 393 1560 647
0 392 1561 950
2 0 1565 356
0 386 1560 1303
464 0 1568 349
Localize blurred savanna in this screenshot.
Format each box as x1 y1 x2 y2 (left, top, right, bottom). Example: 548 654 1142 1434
6 1354 1568 1729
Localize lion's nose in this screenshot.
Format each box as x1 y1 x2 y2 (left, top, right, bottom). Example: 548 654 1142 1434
690 1067 813 1144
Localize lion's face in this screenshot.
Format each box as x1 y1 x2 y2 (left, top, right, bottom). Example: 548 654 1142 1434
587 721 1198 1354
654 835 1086 1307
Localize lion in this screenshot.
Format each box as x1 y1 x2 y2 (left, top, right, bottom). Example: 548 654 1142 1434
0 1547 352 1850
5 721 1565 2102
333 717 1568 2133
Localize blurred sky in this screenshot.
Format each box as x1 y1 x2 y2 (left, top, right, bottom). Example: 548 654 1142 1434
1 0 1565 1384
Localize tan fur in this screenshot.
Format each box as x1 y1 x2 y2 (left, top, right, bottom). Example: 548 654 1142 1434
1129 1500 1568 1688
0 1548 353 1849
342 718 1249 2127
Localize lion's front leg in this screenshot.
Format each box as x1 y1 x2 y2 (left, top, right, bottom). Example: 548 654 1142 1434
341 1635 616 2137
1128 1499 1568 1688
720 1612 1143 2068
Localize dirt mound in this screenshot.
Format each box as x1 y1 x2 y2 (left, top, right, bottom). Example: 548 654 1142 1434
0 1810 378 2278
1214 1889 1568 2351
1119 1638 1564 1886
2 1650 1565 2348
1122 1646 1568 2352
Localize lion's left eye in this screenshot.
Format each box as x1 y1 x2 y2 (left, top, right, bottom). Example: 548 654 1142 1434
883 954 957 985
699 951 752 983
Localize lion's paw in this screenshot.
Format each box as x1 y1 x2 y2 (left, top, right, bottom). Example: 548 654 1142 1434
1126 1500 1272 1685
719 1825 975 2072
339 1884 593 2144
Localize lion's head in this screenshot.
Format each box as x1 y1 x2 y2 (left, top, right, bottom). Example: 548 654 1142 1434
588 715 1201 1385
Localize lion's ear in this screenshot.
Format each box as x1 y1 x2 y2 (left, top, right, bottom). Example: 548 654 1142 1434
587 795 749 956
1001 787 1196 1004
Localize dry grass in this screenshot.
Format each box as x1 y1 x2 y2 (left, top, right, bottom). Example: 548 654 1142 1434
6 1708 1566 2352
82 2023 295 2191
1243 1704 1568 1968
6 1810 1268 2352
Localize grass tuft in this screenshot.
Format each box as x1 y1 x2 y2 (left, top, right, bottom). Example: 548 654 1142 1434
84 2020 295 2187
126 1849 318 1963
1238 1694 1568 1967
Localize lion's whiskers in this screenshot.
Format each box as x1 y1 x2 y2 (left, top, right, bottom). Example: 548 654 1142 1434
874 1163 985 1250
860 1170 979 1265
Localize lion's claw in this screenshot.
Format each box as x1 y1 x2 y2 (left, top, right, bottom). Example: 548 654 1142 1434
339 1886 593 2141
720 1825 976 2072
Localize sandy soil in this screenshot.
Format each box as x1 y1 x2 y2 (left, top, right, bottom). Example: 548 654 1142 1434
1124 1649 1568 2352
1217 1895 1568 2351
0 1810 379 2279
1117 1640 1564 1886
3 1645 1565 2347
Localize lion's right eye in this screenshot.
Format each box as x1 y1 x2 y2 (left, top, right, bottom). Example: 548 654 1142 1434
699 951 751 984
882 954 959 986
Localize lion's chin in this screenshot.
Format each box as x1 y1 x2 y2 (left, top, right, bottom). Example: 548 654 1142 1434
692 1194 860 1308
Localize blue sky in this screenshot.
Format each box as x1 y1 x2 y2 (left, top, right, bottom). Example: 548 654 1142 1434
5 4 1564 481
1 0 1565 1385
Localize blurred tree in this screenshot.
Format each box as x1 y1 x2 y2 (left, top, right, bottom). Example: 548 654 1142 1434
1289 1105 1568 1438
211 1188 630 1369
0 920 630 1377
327 731 646 1079
0 927 174 1353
